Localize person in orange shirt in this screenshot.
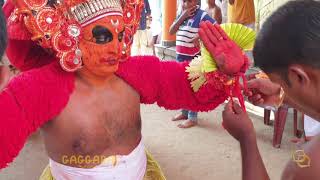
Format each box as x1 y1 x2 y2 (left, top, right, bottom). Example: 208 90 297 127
228 0 255 29
228 0 255 65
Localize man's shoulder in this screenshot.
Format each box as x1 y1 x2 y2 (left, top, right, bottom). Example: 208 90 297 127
282 135 320 180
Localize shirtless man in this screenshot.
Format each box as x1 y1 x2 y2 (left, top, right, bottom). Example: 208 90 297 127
1 0 247 179
219 1 320 179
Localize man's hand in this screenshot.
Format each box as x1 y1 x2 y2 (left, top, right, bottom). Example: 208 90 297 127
224 101 270 180
245 74 282 106
199 21 245 75
180 6 197 20
223 101 255 142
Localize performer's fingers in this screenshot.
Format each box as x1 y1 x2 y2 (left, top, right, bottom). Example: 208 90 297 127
214 24 229 40
199 23 209 38
208 23 223 41
201 21 219 44
199 28 216 53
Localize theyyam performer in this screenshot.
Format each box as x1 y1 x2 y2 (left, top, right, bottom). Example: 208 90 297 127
0 0 250 179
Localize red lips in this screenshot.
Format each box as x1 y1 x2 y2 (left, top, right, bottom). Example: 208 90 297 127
100 57 119 66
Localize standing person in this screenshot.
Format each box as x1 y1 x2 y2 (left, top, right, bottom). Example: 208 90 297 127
228 0 255 29
202 1 320 179
169 0 216 128
149 0 162 55
206 0 222 24
228 0 255 64
131 0 151 55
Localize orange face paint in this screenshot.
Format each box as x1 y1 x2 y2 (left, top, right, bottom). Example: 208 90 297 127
79 15 125 76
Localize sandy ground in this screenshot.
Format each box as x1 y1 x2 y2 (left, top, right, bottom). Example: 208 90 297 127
0 104 296 180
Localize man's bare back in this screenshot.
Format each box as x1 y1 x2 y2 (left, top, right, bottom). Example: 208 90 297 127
41 74 142 168
281 135 320 180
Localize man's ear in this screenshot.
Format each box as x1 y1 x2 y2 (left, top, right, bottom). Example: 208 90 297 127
287 65 310 87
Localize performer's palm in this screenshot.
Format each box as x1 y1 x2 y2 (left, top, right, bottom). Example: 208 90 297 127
199 21 245 75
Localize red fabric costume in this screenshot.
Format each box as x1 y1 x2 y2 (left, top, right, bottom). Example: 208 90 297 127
0 0 247 169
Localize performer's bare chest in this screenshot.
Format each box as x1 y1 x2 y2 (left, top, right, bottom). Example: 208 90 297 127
42 76 142 164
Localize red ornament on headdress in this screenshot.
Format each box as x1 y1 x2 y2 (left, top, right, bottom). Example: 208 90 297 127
122 0 144 57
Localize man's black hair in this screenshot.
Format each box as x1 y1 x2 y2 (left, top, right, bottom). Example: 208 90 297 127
0 8 7 58
253 0 320 76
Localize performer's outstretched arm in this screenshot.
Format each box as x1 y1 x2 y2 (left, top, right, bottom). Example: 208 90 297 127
117 56 228 112
0 62 74 169
117 22 248 112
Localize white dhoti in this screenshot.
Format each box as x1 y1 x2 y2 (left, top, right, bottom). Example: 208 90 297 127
49 140 147 180
304 115 320 137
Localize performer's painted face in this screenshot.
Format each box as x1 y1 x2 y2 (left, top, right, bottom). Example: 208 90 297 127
79 15 125 76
